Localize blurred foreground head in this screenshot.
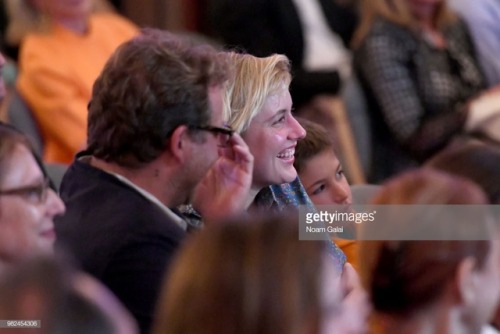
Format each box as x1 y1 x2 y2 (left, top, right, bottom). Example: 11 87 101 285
359 169 500 334
0 255 138 334
154 215 349 334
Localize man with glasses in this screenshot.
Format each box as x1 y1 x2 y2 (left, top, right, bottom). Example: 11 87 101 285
55 29 253 334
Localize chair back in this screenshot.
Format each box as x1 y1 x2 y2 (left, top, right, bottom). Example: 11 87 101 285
7 89 44 156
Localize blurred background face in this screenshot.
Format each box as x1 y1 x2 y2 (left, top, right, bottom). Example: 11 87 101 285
0 144 65 262
406 0 442 21
299 149 352 205
242 88 306 189
32 0 92 20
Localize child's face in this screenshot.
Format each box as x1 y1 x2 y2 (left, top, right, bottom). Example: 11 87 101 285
299 150 352 205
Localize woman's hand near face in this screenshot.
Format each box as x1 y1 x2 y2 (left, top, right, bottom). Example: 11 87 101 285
192 133 254 224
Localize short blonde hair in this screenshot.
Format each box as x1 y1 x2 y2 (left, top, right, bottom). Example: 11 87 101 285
352 0 456 48
222 52 291 134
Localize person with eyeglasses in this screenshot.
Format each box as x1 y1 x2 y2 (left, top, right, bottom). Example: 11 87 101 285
0 123 65 271
8 0 138 164
54 29 253 334
188 124 234 148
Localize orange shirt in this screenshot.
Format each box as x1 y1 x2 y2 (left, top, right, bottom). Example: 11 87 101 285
335 238 359 271
17 13 138 163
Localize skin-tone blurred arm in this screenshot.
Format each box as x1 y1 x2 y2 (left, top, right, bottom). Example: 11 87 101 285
341 262 371 334
192 133 254 223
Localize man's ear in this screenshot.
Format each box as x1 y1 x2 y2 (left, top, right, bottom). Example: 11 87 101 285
455 257 479 306
168 125 190 163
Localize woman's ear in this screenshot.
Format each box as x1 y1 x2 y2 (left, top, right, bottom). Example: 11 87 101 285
455 257 479 306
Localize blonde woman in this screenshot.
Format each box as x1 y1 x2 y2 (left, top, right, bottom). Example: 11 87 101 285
214 52 353 267
213 52 372 334
220 53 306 207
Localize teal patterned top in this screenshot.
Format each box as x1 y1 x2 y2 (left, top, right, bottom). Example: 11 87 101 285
255 177 347 273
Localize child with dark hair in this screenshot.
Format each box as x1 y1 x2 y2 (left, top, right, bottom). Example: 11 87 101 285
294 118 369 334
294 117 357 265
294 117 352 206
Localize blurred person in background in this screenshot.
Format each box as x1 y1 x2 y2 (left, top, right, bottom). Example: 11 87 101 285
6 0 137 163
353 0 498 182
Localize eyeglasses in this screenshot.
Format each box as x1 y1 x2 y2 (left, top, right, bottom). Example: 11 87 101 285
189 124 234 147
0 177 51 205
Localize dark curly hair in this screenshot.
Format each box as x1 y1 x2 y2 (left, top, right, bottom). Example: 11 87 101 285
87 28 231 168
